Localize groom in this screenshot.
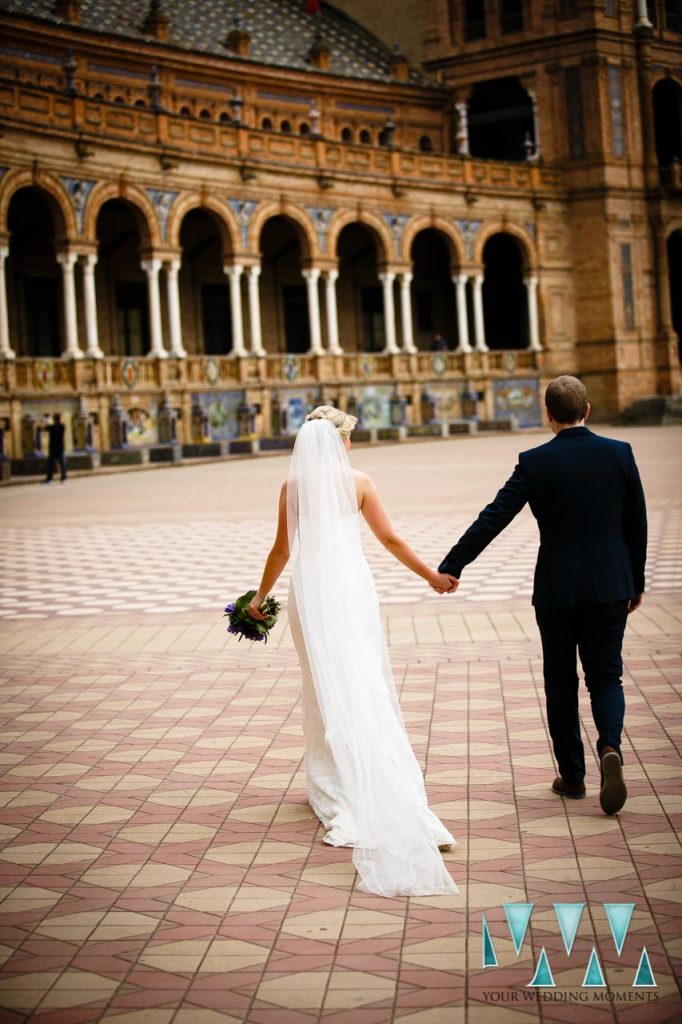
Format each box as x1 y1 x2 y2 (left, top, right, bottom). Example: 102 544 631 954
437 375 647 815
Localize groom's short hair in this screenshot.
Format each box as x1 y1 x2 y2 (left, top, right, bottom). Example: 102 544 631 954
545 375 588 424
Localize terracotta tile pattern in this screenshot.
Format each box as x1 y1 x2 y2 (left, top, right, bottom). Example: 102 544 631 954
0 597 680 1023
0 430 681 1022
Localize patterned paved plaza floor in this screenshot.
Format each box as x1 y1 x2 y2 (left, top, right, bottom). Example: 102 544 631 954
0 428 680 1023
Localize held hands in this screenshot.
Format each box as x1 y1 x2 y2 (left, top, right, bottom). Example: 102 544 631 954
429 571 459 595
247 593 268 621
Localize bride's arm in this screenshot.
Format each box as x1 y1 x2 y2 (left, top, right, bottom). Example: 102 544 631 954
247 483 289 620
358 473 457 593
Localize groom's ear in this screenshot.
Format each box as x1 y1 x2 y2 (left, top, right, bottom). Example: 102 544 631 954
584 402 591 422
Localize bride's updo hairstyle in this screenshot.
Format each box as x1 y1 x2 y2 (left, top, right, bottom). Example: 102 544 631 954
305 405 357 440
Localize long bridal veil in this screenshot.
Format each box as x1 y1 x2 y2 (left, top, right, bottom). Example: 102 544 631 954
287 419 458 897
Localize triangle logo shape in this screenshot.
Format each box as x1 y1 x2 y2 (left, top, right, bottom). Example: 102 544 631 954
554 902 584 955
604 902 635 955
503 902 534 955
528 946 555 987
583 947 607 987
633 947 657 987
482 913 498 968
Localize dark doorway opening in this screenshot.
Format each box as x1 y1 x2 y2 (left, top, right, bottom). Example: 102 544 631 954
482 233 527 349
201 284 232 355
283 286 310 353
115 282 149 357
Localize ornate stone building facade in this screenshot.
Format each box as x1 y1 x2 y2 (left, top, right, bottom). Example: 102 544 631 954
0 0 680 461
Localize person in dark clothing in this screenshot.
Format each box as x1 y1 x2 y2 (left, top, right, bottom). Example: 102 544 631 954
436 375 647 815
45 413 67 483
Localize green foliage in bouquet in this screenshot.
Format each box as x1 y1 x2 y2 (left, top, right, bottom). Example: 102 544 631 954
224 591 281 643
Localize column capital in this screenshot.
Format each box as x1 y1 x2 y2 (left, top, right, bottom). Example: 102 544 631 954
56 250 78 271
141 257 162 275
246 263 261 279
324 268 338 283
379 270 396 284
399 271 413 285
453 273 469 285
0 246 9 262
302 267 321 282
224 262 244 277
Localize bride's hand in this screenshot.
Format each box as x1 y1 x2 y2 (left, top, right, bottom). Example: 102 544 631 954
247 593 267 620
429 571 459 594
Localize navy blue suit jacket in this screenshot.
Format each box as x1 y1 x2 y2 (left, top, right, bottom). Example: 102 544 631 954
438 427 647 608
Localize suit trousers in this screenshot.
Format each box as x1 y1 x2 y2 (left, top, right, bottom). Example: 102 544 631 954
534 601 629 785
46 453 67 482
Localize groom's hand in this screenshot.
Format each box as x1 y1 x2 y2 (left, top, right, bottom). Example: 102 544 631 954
627 593 643 614
430 572 459 594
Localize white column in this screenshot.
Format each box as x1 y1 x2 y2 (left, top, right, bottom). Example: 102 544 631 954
472 273 488 352
399 272 416 353
302 268 323 355
165 259 186 358
324 270 342 354
525 274 542 351
379 271 398 354
636 0 653 27
225 263 246 356
141 258 166 358
453 274 472 353
56 251 83 359
0 248 15 360
455 101 470 156
81 254 103 358
246 265 265 356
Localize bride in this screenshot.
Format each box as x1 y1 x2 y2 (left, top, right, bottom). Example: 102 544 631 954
248 406 458 897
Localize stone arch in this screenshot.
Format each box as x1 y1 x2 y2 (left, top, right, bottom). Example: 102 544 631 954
250 201 316 260
402 215 466 268
0 168 76 240
166 194 238 254
327 209 391 264
473 222 535 270
83 181 159 248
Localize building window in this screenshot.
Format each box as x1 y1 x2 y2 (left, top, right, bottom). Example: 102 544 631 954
465 0 486 39
604 0 617 14
419 135 434 152
280 119 292 133
564 66 585 159
299 122 310 135
261 116 273 130
219 111 231 123
199 109 211 120
501 0 524 33
608 65 626 157
359 128 371 144
179 106 192 117
665 0 682 30
341 126 353 142
620 243 635 329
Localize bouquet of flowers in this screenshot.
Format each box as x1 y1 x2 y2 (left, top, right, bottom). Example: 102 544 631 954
224 591 281 643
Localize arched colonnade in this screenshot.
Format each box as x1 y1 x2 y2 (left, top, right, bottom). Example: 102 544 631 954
0 172 544 361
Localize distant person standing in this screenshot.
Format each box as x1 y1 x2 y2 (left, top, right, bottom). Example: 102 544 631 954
433 333 449 352
45 413 67 483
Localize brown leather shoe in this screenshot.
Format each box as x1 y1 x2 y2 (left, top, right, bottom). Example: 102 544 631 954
552 776 586 799
600 746 626 815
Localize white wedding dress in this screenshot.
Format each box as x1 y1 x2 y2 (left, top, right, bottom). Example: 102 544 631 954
286 420 458 897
